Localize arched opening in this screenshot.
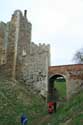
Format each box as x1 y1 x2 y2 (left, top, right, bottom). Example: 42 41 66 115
48 74 66 102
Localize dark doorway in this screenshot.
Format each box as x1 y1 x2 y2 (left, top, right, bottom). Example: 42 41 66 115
48 74 66 102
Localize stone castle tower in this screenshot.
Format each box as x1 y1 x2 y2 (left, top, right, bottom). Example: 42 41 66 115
6 10 32 79
0 10 50 97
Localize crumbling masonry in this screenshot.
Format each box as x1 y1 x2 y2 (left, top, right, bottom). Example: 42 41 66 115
0 10 50 97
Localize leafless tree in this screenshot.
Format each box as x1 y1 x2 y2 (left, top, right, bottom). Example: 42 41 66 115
73 48 83 64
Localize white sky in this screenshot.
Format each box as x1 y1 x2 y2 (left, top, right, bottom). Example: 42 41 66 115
0 0 83 66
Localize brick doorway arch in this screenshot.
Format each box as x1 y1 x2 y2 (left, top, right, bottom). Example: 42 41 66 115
48 74 67 102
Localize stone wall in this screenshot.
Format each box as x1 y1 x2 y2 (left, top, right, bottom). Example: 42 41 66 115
0 10 83 99
0 10 50 97
23 43 50 96
6 10 32 79
0 22 8 65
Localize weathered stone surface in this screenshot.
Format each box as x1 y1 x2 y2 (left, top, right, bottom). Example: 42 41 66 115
0 10 83 99
0 22 7 65
0 10 50 97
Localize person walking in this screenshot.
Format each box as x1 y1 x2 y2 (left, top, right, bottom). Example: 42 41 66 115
48 102 54 114
21 114 28 125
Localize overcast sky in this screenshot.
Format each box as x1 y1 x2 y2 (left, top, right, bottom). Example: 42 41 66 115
0 0 83 66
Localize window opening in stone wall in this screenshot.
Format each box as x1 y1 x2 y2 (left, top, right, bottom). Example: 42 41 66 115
22 49 26 57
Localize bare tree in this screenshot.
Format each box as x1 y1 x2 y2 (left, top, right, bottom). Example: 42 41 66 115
73 48 83 64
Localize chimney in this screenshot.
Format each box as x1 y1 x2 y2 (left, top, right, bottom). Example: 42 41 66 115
24 10 27 18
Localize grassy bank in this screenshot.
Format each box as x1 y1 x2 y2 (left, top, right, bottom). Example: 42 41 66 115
39 89 83 125
0 76 83 125
0 78 47 125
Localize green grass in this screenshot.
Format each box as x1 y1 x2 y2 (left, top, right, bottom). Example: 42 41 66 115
51 90 83 125
0 76 83 125
39 90 83 125
0 78 47 125
54 81 66 99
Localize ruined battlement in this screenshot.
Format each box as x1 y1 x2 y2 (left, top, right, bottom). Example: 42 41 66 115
0 22 8 65
0 10 83 99
30 42 50 55
0 10 50 97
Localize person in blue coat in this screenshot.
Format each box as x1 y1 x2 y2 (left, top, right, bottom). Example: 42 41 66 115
21 114 28 125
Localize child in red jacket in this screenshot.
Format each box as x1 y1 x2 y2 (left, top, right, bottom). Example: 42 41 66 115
48 102 54 114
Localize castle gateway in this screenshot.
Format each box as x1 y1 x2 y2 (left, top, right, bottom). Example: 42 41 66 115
0 10 83 99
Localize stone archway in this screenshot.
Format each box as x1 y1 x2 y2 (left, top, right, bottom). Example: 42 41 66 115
48 74 67 102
